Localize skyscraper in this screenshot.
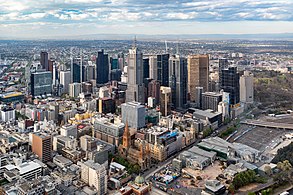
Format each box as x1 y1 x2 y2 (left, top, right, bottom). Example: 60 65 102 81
220 67 240 105
149 56 157 80
40 51 49 71
188 54 209 101
143 58 150 79
157 54 170 87
31 132 52 162
118 53 124 70
125 40 145 103
60 71 71 94
73 62 86 83
169 55 188 109
240 70 254 104
96 49 109 85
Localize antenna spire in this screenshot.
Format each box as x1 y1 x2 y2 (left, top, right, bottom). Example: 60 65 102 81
133 36 137 48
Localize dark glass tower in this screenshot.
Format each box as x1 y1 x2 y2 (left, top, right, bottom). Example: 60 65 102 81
219 58 229 87
40 51 49 71
220 67 240 105
157 54 169 87
143 58 149 79
96 50 109 85
73 62 86 83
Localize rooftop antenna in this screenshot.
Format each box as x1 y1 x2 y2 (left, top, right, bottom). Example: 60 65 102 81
133 36 137 48
70 47 73 83
80 49 83 92
176 40 179 55
165 40 168 53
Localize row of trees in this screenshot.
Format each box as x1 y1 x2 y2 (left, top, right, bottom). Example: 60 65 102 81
108 153 140 175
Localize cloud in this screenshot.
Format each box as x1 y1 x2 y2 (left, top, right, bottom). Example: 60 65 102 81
0 0 293 37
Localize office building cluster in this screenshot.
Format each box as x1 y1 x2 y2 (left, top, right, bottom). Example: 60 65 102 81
0 39 256 195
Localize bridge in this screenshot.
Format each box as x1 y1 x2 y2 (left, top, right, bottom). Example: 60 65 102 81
241 120 293 130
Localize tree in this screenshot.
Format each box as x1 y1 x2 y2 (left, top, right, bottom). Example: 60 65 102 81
228 184 235 194
264 166 272 176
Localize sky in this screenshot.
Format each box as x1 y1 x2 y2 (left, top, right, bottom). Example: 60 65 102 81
0 0 293 38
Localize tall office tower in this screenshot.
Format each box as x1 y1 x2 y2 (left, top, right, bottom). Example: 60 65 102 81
73 62 86 83
240 70 254 103
169 55 188 109
31 132 52 162
96 49 109 85
121 101 146 129
69 83 82 97
40 51 49 70
219 58 229 87
143 58 150 79
60 71 71 94
149 56 157 80
160 86 172 116
52 63 58 86
30 71 52 97
148 80 160 103
118 53 124 70
157 54 170 86
79 160 107 195
125 41 145 103
188 54 209 102
220 67 240 105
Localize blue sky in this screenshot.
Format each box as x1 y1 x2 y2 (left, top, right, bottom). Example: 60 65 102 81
0 0 293 38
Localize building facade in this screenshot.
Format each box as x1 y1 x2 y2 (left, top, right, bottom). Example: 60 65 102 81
169 55 188 109
188 55 209 101
121 101 145 129
96 49 109 85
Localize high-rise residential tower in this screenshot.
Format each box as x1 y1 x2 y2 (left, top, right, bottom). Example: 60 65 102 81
188 54 209 102
125 40 145 103
160 86 172 116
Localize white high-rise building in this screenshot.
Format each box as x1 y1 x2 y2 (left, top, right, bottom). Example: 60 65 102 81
1 107 15 122
69 83 82 98
121 101 145 129
240 71 254 104
79 160 107 195
60 71 71 94
125 40 145 103
149 55 157 80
